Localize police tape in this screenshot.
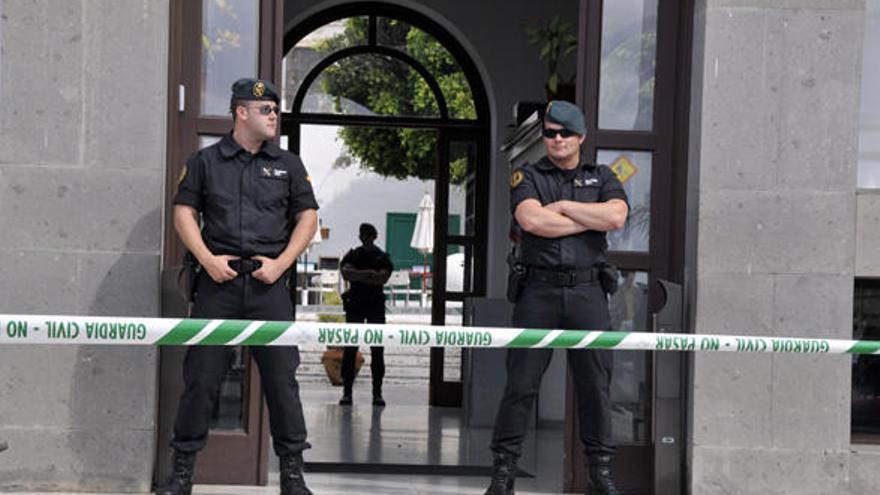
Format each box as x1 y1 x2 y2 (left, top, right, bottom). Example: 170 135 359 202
0 313 877 355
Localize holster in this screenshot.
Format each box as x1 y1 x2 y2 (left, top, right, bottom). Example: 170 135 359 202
506 248 527 303
597 263 620 295
341 290 353 312
181 251 200 303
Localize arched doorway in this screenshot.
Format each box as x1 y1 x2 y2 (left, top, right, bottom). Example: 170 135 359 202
281 3 491 407
156 0 492 486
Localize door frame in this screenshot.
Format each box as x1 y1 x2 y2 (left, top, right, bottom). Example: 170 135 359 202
158 0 284 486
564 0 694 492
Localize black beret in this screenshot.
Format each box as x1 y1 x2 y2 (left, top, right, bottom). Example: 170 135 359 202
230 78 279 103
544 100 587 135
359 223 378 238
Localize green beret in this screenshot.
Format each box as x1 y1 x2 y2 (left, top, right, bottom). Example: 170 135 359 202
230 78 279 103
544 100 586 135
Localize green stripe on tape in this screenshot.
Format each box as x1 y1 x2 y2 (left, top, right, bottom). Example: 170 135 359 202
156 319 211 345
585 331 630 349
848 341 880 354
241 321 290 346
549 330 590 348
507 329 552 347
198 320 251 345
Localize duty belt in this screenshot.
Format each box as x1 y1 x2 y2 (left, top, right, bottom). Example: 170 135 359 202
228 258 263 275
526 266 598 287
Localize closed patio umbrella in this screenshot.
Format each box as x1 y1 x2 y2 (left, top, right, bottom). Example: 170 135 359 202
410 193 434 306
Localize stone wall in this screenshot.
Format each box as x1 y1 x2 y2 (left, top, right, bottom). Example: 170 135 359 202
0 1 168 491
686 1 864 493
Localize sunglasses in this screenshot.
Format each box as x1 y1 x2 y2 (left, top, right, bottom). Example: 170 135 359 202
542 128 578 139
247 104 280 116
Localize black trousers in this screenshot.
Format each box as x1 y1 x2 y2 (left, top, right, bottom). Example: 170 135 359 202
171 272 309 457
490 280 614 458
340 303 386 389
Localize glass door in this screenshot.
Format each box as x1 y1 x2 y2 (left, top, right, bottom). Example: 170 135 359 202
565 0 692 492
429 130 489 406
158 0 283 486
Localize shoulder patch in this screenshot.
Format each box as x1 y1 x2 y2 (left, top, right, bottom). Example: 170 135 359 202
177 164 187 185
510 170 524 188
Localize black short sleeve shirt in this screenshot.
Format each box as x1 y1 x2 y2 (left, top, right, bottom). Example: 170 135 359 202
174 134 319 258
341 245 394 305
510 155 628 269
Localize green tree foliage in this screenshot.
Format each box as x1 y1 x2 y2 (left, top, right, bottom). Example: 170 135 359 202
317 18 476 183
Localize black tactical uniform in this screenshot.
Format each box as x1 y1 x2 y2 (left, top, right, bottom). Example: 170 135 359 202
486 100 628 495
171 133 317 455
339 240 393 405
494 154 626 452
157 78 317 495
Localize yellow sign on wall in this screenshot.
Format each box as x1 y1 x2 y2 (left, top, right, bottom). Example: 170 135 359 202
610 156 638 184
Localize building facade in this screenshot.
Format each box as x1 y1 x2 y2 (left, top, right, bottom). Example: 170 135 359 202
0 0 878 493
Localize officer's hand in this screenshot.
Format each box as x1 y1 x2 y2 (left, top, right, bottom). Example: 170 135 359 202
366 271 387 285
545 201 568 214
251 256 286 285
204 254 239 283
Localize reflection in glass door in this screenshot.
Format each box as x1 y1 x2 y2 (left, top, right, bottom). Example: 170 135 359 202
609 271 651 446
161 0 284 486
599 150 652 253
567 0 691 492
598 0 658 131
200 0 260 115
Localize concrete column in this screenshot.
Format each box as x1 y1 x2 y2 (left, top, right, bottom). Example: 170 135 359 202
686 1 865 493
0 1 168 491
856 191 880 276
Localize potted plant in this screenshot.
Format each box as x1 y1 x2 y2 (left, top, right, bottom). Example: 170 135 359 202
524 15 578 102
318 309 364 386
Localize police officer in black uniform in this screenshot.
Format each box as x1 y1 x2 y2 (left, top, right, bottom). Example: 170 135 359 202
156 78 318 495
338 223 393 406
485 101 629 495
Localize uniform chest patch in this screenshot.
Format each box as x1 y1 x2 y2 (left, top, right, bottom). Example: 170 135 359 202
574 177 599 187
510 170 524 188
261 166 288 179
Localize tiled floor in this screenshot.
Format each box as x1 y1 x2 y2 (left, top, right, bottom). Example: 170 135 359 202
5 383 570 494
285 383 567 494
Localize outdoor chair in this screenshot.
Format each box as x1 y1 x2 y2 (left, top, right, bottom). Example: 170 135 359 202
385 269 418 307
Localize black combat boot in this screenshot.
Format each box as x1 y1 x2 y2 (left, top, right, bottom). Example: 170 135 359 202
339 383 353 405
280 453 313 495
155 450 196 495
484 452 517 495
372 380 385 407
587 454 619 495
